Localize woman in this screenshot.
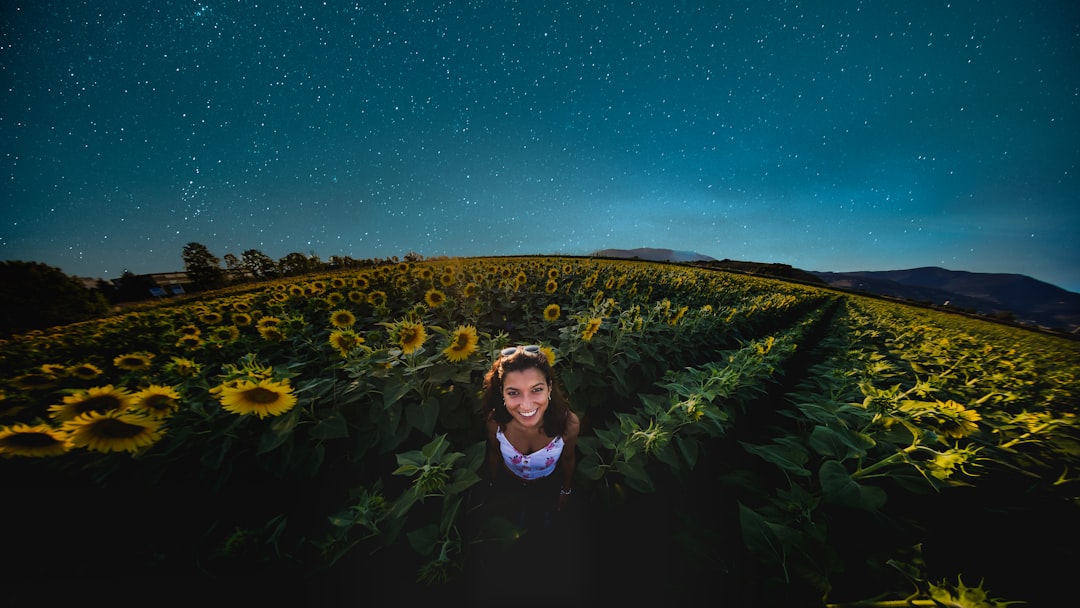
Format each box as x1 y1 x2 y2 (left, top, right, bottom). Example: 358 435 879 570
481 344 580 529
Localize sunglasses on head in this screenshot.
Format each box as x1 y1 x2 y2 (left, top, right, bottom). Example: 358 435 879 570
500 344 542 357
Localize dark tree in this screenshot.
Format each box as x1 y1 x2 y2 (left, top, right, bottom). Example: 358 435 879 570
223 253 243 282
0 261 111 336
95 278 119 302
242 249 278 279
111 270 159 303
278 252 315 276
182 242 226 291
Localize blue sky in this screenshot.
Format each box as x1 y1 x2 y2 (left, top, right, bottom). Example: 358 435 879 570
3 1 1078 292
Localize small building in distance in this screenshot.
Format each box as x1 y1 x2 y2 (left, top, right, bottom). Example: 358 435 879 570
78 271 193 300
143 271 192 296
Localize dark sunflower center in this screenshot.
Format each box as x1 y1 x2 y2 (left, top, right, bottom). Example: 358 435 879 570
94 418 148 439
7 432 61 448
244 387 281 404
79 395 124 415
19 374 55 388
144 396 172 411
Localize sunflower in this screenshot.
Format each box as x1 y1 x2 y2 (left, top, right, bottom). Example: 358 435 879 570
41 363 67 376
348 290 366 304
326 292 344 306
545 279 558 294
216 378 298 419
463 282 478 298
130 384 182 419
394 320 427 354
175 334 204 350
367 290 387 307
256 316 282 330
443 325 479 362
209 325 241 343
582 317 603 341
353 276 370 290
425 289 446 308
113 352 155 372
439 273 455 287
67 363 104 380
329 329 365 357
259 326 287 342
0 423 70 458
63 410 164 454
935 400 982 439
198 311 224 325
48 385 135 422
543 304 561 322
592 290 605 308
539 345 557 367
668 306 688 326
178 324 201 337
329 309 357 328
330 277 347 289
164 356 201 378
12 372 58 391
232 313 253 327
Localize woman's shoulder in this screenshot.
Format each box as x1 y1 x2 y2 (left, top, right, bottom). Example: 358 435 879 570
563 410 580 438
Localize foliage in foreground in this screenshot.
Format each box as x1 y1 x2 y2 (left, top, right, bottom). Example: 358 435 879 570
1 255 1076 606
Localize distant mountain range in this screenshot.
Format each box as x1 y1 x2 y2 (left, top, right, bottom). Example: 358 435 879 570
591 248 1080 334
807 268 1080 333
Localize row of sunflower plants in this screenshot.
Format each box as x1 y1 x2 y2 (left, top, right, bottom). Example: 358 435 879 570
721 293 1080 606
0 256 832 582
310 259 838 582
575 299 837 496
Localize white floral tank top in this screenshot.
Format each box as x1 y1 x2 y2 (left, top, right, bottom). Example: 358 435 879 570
496 427 564 480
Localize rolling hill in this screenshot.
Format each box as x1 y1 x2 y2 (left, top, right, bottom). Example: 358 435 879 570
591 248 1080 334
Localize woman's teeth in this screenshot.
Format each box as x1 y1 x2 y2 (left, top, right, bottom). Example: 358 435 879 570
520 409 538 417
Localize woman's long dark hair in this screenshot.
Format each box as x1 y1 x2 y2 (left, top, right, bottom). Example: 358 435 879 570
481 349 571 437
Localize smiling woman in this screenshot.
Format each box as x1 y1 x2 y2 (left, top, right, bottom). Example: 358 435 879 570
468 343 584 594
479 344 580 527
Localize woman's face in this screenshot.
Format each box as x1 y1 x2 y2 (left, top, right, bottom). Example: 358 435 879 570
501 367 550 429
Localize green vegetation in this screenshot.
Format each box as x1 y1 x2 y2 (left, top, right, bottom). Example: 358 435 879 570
1 256 1075 606
0 260 111 337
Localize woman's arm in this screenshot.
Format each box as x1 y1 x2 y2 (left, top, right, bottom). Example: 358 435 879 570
485 412 501 482
558 411 580 507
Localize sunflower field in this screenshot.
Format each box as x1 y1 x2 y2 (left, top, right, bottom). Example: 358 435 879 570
2 255 1077 606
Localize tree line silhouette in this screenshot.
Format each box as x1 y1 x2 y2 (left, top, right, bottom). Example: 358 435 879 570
1 242 423 337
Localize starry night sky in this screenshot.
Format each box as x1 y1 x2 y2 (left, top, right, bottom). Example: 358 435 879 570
2 1 1078 292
